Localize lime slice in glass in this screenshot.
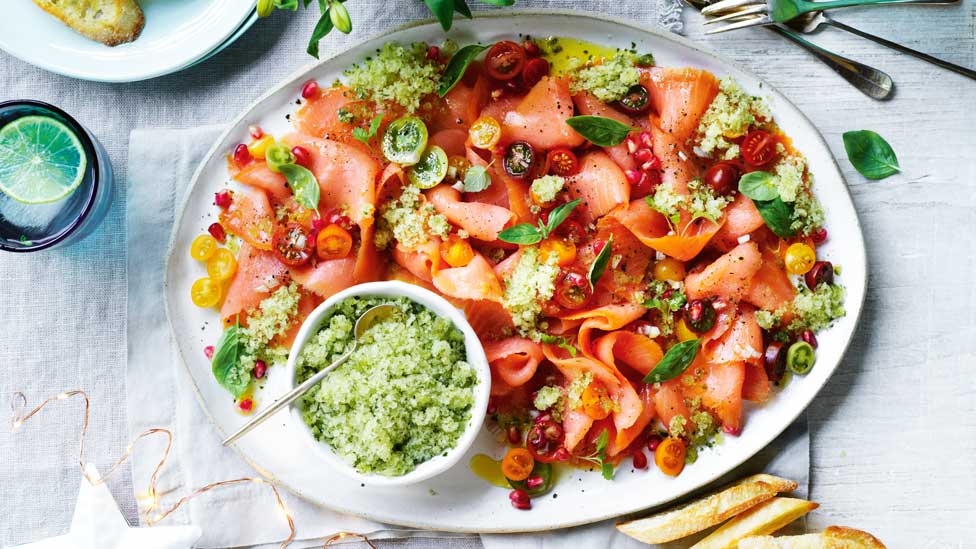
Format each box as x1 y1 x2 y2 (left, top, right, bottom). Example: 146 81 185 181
0 115 87 204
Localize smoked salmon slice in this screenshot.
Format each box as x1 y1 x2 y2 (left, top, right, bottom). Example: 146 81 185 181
288 257 358 299
426 185 515 242
233 161 291 202
559 303 646 357
572 91 639 172
502 76 585 150
427 77 488 133
392 239 441 282
593 331 663 378
220 242 288 321
654 379 693 437
428 129 469 158
712 193 766 251
702 361 745 434
685 242 763 302
461 299 514 341
707 304 763 366
431 254 504 302
610 384 655 456
484 337 544 389
564 151 630 225
644 67 719 141
219 185 276 251
745 252 796 312
742 363 771 403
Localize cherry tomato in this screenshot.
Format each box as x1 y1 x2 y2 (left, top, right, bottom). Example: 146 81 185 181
469 116 502 150
316 224 353 260
191 278 223 308
190 234 218 262
273 223 314 266
554 270 592 310
504 141 535 178
675 318 698 343
784 242 816 275
684 299 716 333
521 57 550 88
805 261 834 290
740 130 778 167
546 148 579 177
615 84 651 115
501 448 535 481
654 437 687 476
485 41 526 81
653 257 686 282
581 381 611 420
555 220 585 243
440 234 475 267
704 161 740 195
207 248 238 281
539 238 577 267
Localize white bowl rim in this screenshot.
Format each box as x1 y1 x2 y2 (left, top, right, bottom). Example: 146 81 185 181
283 280 492 487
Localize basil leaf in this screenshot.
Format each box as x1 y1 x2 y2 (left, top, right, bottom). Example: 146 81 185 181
453 0 472 17
352 127 368 143
353 114 383 144
274 0 299 10
424 0 455 31
498 223 543 245
279 163 320 209
643 339 700 384
565 116 636 147
478 0 516 5
843 130 900 180
438 44 487 97
595 428 609 455
753 197 795 238
540 334 577 357
587 236 613 290
463 164 491 192
601 461 615 481
212 324 249 397
306 8 334 58
737 171 779 201
544 198 581 237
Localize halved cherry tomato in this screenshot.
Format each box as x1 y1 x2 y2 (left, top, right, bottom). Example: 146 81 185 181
190 234 218 262
653 257 686 281
654 437 687 476
504 141 535 178
555 220 585 243
469 116 502 150
207 248 238 281
675 318 698 343
273 222 313 266
539 238 577 267
547 148 579 177
485 41 526 81
784 242 816 275
704 161 740 195
554 270 592 310
440 234 475 267
501 447 535 481
615 84 651 115
581 381 611 420
521 57 550 88
191 277 223 308
740 130 777 167
316 224 353 260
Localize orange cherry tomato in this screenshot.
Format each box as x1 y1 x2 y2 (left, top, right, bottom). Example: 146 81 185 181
439 234 475 267
653 257 686 281
740 130 778 167
468 116 502 150
654 437 687 477
539 237 577 267
501 447 535 481
316 224 353 260
547 148 579 177
581 381 611 420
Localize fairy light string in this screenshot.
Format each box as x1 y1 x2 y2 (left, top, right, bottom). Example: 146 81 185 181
10 389 377 549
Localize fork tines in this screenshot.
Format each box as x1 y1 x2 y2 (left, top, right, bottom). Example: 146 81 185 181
704 13 773 34
701 0 765 15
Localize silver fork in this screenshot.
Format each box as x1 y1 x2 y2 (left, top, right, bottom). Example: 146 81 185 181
702 0 953 34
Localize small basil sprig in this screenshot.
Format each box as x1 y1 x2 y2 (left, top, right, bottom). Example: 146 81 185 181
463 164 492 192
576 429 614 480
353 114 383 144
842 130 900 180
438 44 487 97
737 171 779 201
211 321 249 398
565 116 636 147
498 198 581 245
643 339 700 384
279 163 321 210
753 197 795 238
587 236 613 290
539 333 577 357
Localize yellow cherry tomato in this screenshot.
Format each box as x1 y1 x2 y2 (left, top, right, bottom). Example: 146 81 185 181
247 135 275 159
191 278 223 308
675 318 698 342
539 237 577 267
653 257 686 282
468 116 502 150
190 234 218 262
439 234 475 268
207 248 238 281
784 242 816 275
581 381 611 420
447 155 471 183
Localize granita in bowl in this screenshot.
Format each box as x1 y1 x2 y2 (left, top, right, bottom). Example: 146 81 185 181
286 281 491 485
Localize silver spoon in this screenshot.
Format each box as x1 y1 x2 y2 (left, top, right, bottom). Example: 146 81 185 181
222 303 398 446
787 12 976 81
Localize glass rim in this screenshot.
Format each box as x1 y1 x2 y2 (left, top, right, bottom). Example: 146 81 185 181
0 99 102 253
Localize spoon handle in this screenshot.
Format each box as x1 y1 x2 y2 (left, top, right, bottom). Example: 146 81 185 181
826 19 976 80
769 26 894 99
222 350 353 446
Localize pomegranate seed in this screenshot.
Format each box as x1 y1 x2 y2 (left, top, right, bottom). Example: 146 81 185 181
208 222 227 243
534 413 552 425
291 145 313 168
526 476 544 489
522 40 541 57
631 172 654 199
812 227 828 244
646 435 662 452
543 423 563 441
625 136 638 154
632 450 648 469
592 239 607 256
233 143 251 167
248 125 264 139
253 360 267 379
203 345 215 359
642 156 662 172
634 148 653 164
426 45 440 61
801 329 818 348
238 398 254 412
507 425 522 445
214 190 233 209
487 400 497 415
301 80 320 99
625 169 643 185
509 489 532 510
639 131 653 149
553 447 570 461
311 218 328 231
723 424 742 436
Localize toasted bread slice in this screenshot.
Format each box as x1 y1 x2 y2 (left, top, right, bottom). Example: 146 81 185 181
32 0 144 46
738 526 886 549
691 497 819 549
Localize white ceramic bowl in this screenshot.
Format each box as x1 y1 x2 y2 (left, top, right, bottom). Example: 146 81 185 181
284 281 492 486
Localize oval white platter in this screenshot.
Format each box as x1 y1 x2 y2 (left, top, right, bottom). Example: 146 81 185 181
164 11 867 533
0 0 255 82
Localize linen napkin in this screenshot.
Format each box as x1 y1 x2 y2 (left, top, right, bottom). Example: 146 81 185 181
126 126 808 549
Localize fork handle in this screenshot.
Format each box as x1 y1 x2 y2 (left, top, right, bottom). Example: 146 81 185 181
826 19 976 80
769 26 894 100
783 0 950 18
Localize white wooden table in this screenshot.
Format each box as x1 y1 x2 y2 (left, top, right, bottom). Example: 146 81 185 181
1 4 974 547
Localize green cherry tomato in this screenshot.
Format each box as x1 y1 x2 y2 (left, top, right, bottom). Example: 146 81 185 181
265 143 295 173
507 461 552 497
786 341 816 375
407 145 449 189
382 116 428 166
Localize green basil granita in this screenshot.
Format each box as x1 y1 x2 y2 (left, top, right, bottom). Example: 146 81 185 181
297 296 477 476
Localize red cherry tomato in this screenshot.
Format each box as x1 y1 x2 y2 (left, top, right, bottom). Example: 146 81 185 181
547 148 579 177
272 223 313 267
704 161 741 195
740 130 778 167
555 220 585 243
521 57 550 88
554 270 593 310
485 41 526 81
